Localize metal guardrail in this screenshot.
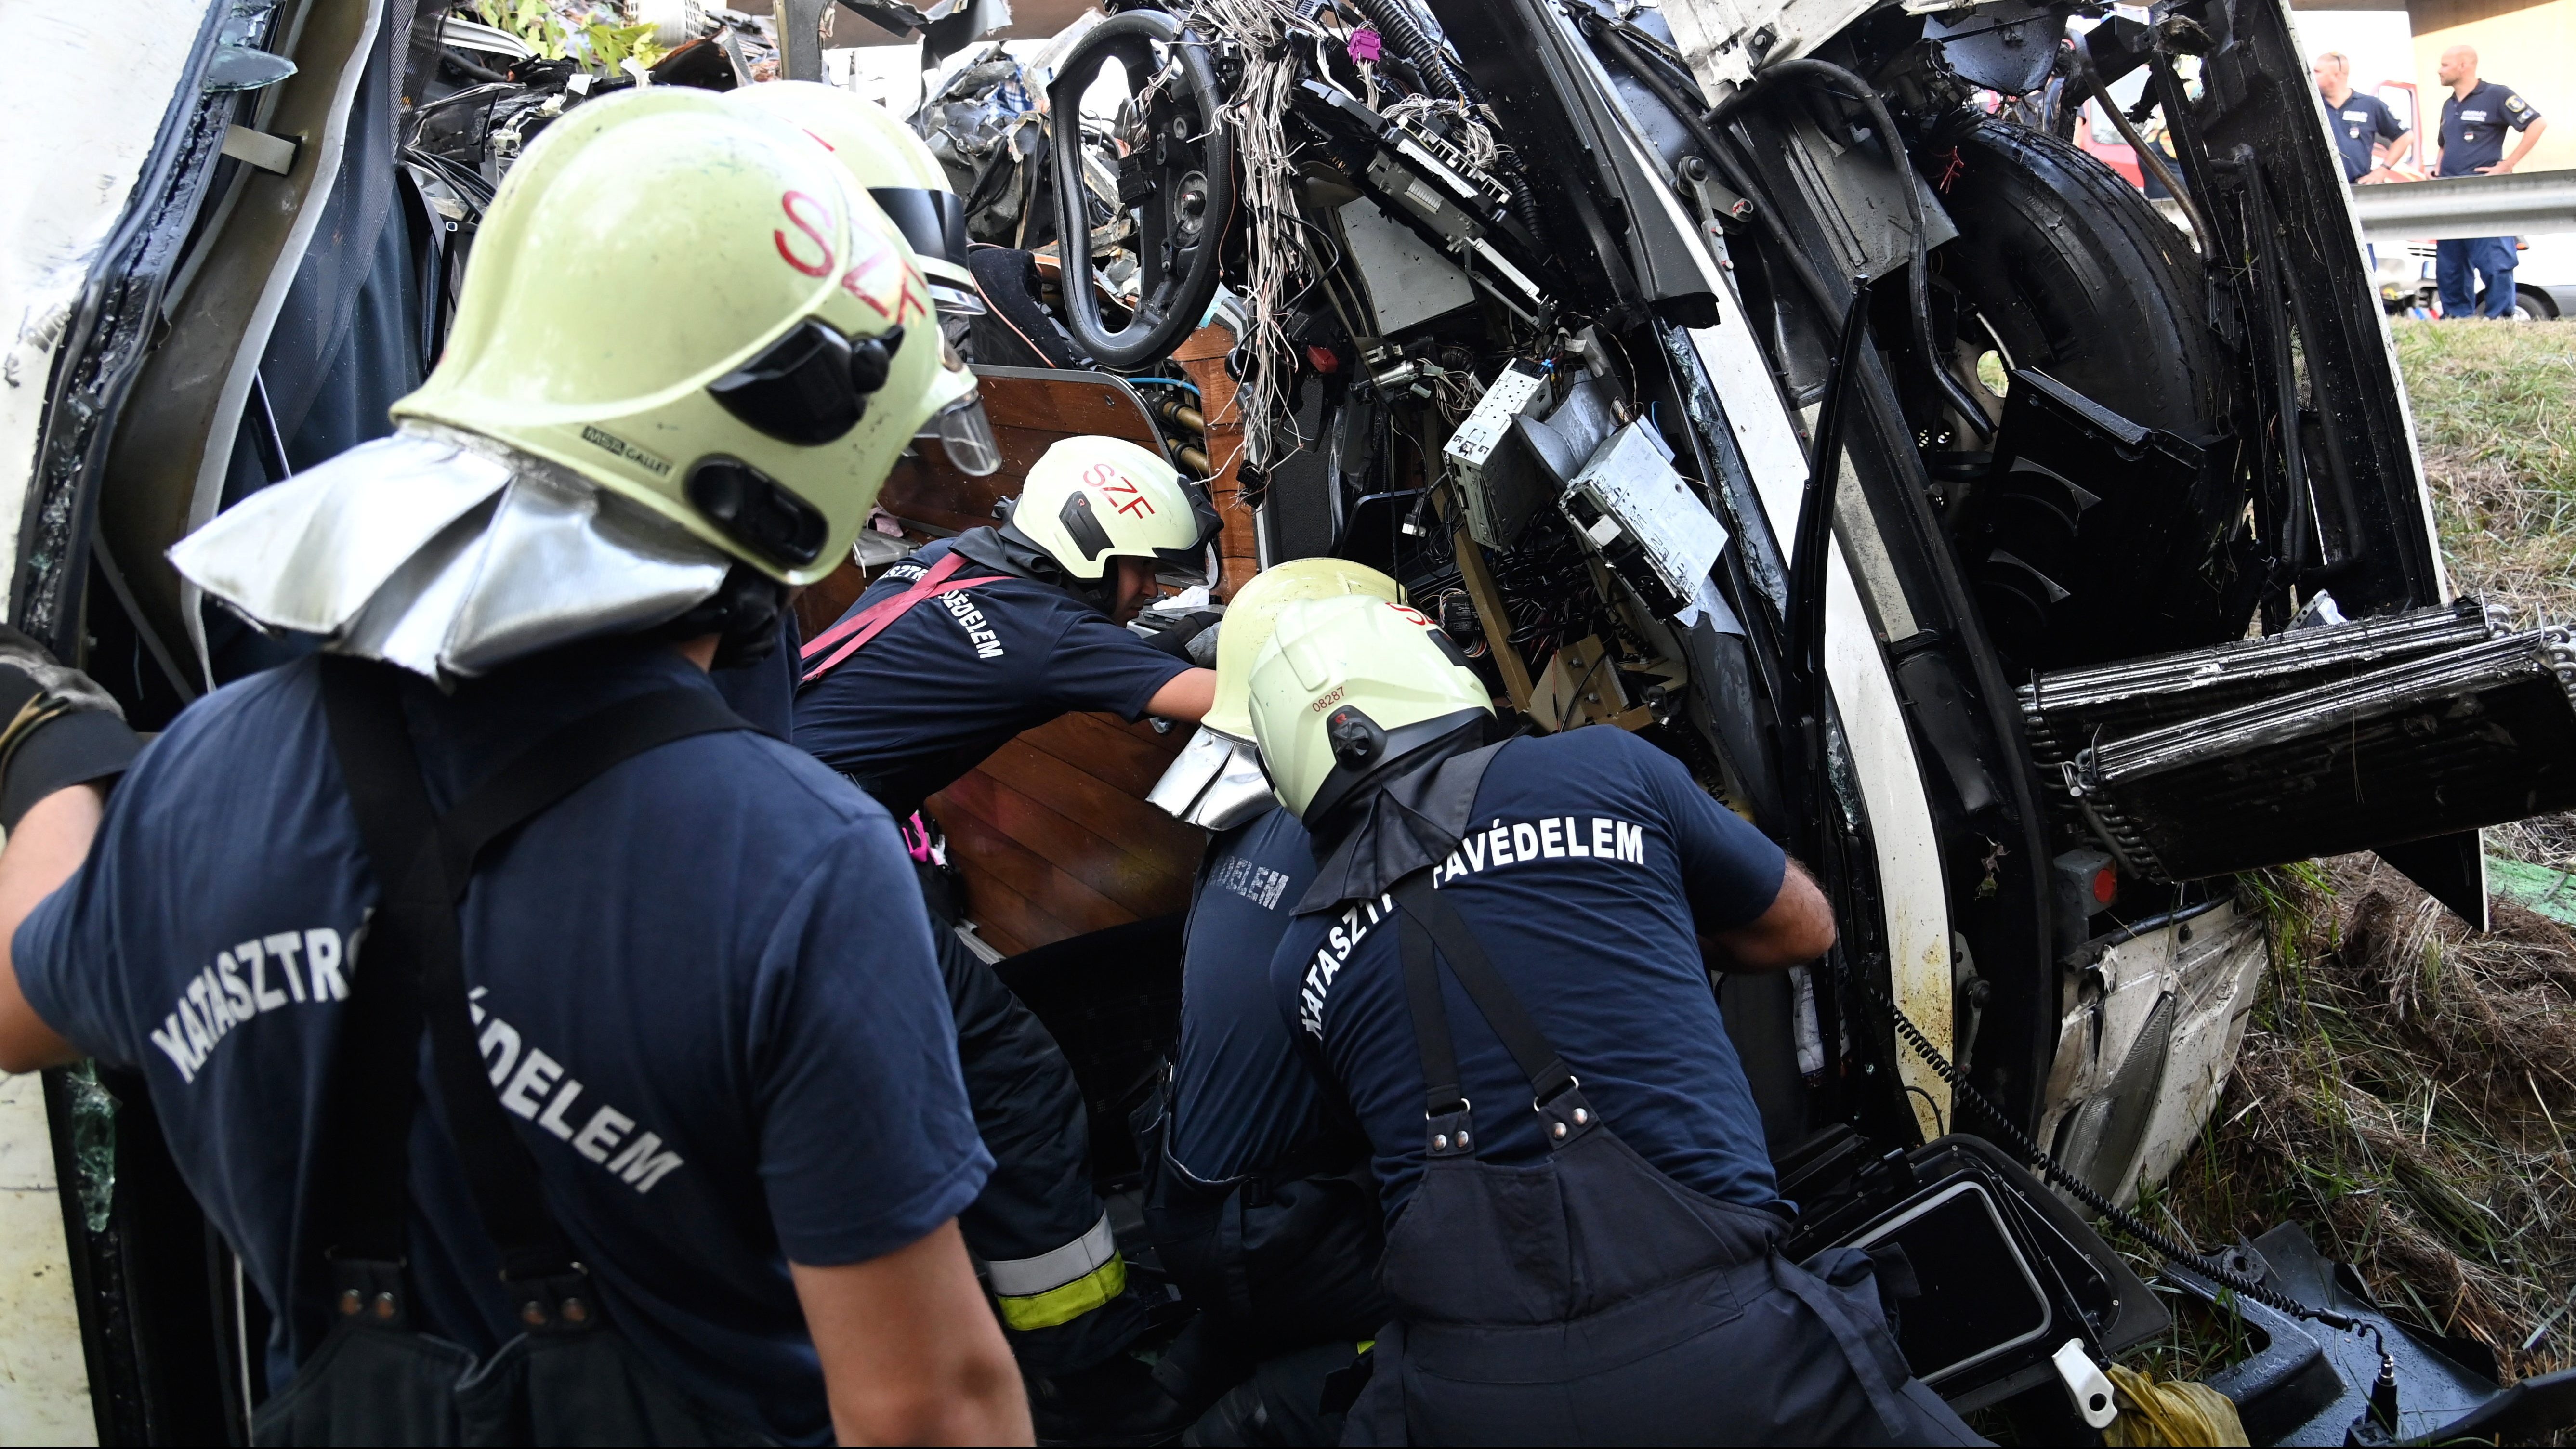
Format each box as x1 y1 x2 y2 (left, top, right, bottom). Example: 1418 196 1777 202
2349 169 2576 241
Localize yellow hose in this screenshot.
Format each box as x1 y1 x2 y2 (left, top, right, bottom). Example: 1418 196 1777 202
2103 1364 2249 1446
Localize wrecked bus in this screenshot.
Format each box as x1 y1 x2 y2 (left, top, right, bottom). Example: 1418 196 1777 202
4 0 2574 1439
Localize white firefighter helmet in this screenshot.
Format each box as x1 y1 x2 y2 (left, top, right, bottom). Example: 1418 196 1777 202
1246 595 1494 822
391 87 986 585
1007 435 1220 585
721 81 974 298
1202 558 1406 743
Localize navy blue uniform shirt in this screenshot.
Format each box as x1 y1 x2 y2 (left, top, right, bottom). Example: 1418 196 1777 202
793 539 1193 814
1173 805 1333 1182
710 611 802 739
15 643 990 1445
1272 728 1787 1222
2439 80 2540 176
2323 89 2406 182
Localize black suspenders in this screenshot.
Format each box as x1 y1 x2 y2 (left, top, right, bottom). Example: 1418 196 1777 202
311 655 751 1302
1391 873 1594 1157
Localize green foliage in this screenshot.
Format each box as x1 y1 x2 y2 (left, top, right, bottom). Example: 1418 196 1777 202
476 0 569 61
584 21 666 74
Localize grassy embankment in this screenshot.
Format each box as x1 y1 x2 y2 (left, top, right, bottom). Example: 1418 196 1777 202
2143 321 2576 1385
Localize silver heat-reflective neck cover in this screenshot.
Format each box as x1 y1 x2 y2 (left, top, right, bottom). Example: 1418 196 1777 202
1147 725 1278 832
171 424 731 685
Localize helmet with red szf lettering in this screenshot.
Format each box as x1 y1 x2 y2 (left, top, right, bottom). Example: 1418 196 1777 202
1004 435 1222 587
720 82 973 299
390 87 988 585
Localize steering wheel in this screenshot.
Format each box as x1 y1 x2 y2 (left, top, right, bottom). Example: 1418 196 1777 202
1050 9 1235 370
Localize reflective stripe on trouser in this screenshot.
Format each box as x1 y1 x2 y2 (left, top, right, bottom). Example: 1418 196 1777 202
926 892 1148 1372
986 1211 1128 1330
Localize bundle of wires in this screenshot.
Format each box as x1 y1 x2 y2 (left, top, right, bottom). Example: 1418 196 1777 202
1184 0 1317 474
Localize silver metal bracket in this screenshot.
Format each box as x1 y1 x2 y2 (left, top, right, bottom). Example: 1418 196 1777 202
221 125 298 176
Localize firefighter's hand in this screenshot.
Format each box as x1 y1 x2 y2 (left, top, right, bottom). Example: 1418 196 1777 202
1140 610 1224 663
0 626 142 833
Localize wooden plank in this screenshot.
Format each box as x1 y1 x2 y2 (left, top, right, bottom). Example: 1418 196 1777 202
876 371 1172 539
978 372 1166 444
1020 711 1194 798
932 786 1137 937
932 783 1128 921
945 866 1038 958
1175 327 1262 599
975 737 1204 883
943 772 1190 916
1450 524 1535 711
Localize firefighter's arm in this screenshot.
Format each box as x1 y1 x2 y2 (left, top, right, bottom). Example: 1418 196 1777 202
793 1219 1033 1445
1145 666 1218 722
1702 858 1837 973
0 784 101 1073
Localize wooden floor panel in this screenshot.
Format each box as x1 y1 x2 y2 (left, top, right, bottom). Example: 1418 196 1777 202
934 773 1158 922
929 712 1202 953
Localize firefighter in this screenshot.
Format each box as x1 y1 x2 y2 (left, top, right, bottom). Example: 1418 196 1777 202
1239 596 1984 1445
0 91 1028 1444
790 431 1218 1435
1136 560 1407 1433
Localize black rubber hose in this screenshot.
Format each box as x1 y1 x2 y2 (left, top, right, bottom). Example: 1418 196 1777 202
1791 278 1879 806
1350 0 1472 103
1704 56 1995 444
1594 26 1845 327
1350 0 1550 257
439 47 509 86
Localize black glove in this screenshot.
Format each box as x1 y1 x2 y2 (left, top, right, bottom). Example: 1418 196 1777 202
1139 610 1224 662
0 626 143 832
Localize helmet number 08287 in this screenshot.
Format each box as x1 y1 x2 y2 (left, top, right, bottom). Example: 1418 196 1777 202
1088 463 1155 517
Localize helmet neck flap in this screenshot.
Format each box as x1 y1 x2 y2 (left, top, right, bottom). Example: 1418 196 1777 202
1291 711 1512 914
172 424 773 683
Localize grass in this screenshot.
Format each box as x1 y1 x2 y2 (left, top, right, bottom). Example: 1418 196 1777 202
2147 320 2576 1393
2393 320 2576 872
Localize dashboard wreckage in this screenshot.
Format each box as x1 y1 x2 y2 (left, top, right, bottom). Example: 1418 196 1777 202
9 0 2576 1440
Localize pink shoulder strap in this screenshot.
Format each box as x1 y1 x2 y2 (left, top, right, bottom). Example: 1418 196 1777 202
798 550 1012 684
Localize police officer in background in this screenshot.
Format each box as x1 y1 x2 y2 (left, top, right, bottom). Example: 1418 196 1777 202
1241 597 1983 1445
2433 44 2549 318
2314 51 2411 184
0 93 1029 1444
1138 561 1408 1437
792 433 1220 1435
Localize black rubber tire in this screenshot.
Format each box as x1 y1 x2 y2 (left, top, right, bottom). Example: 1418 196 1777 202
1936 117 2224 437
1932 117 2245 669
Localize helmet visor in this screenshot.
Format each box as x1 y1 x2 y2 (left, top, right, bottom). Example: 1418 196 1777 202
1153 479 1224 587
927 395 1003 477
